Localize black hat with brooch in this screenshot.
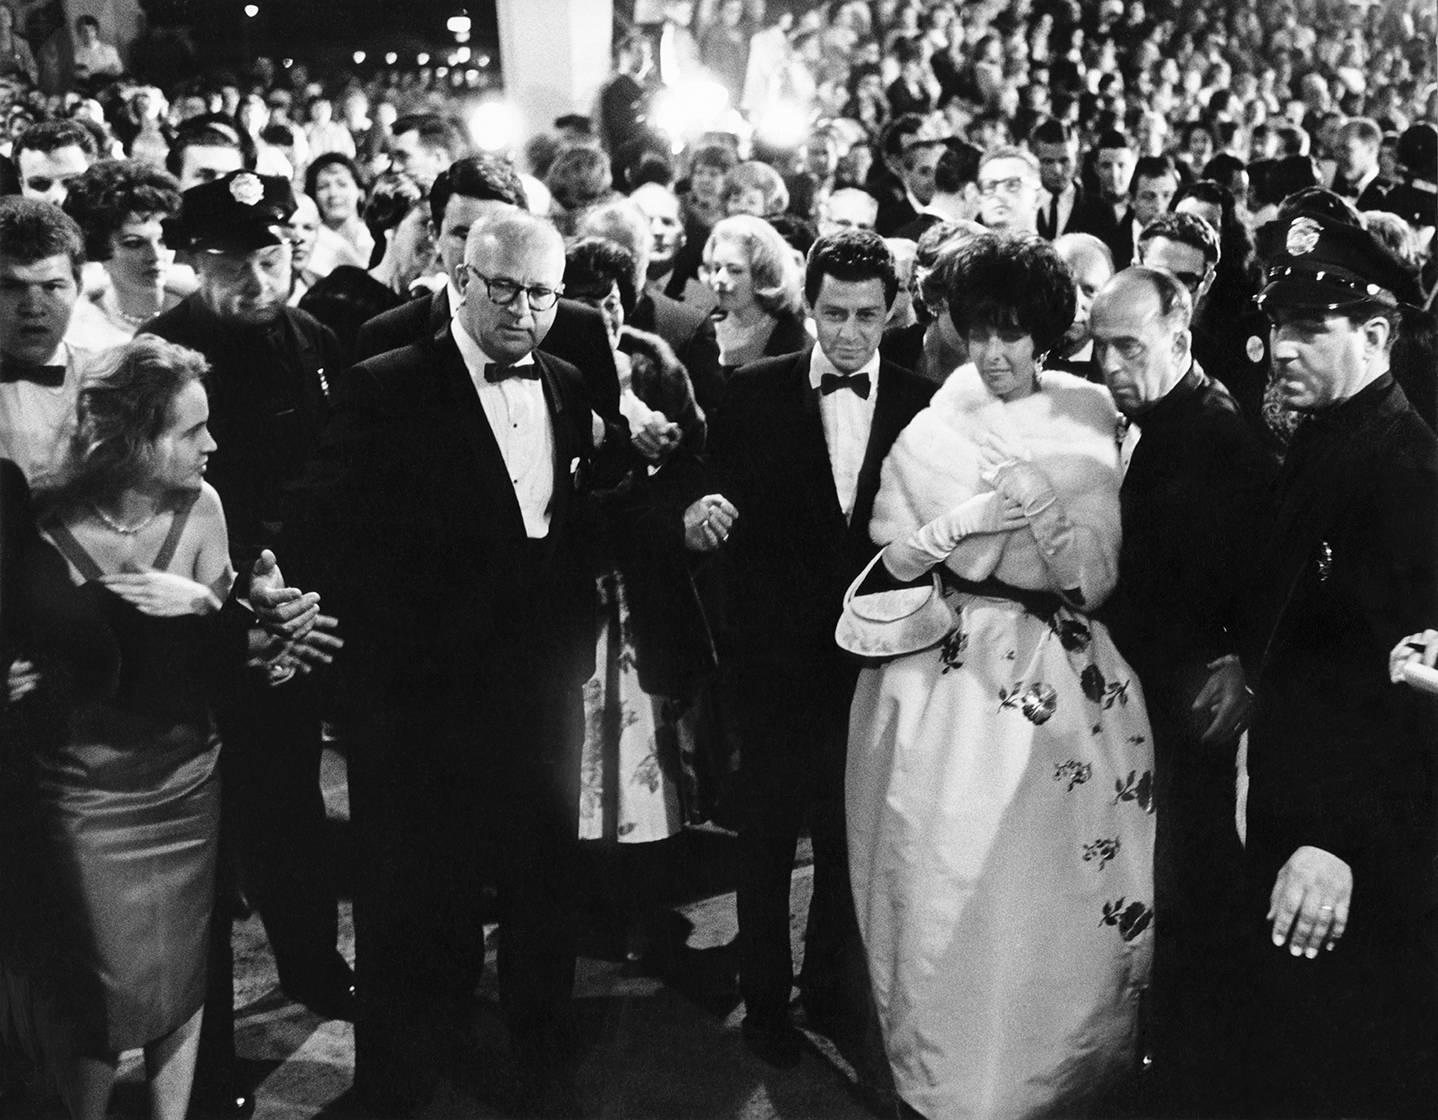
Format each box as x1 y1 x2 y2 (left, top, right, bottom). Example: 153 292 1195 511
1256 212 1410 312
165 170 297 255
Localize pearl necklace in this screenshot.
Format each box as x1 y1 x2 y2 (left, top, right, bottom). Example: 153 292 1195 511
90 502 159 535
100 289 160 329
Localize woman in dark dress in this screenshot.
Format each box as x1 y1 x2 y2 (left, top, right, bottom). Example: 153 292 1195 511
2 337 320 1120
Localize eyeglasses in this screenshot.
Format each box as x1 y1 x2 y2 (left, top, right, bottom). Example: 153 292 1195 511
463 265 563 311
977 176 1032 197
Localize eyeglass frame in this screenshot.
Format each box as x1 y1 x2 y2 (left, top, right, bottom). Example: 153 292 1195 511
461 264 565 311
976 175 1035 198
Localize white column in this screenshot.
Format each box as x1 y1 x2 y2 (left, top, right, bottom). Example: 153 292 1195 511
495 0 614 145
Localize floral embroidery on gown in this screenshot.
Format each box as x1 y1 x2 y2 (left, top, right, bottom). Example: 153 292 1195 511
842 366 1155 1119
579 570 687 843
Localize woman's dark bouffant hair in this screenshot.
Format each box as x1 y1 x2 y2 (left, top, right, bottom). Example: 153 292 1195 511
304 152 367 206
39 335 209 512
563 236 638 319
61 159 182 262
946 232 1076 361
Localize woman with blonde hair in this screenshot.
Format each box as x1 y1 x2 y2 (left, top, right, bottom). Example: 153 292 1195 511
701 214 806 370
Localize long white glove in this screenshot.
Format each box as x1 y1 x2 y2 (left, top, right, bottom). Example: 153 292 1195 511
883 491 1027 581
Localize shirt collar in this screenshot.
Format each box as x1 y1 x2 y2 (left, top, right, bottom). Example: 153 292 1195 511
451 320 535 376
808 345 880 389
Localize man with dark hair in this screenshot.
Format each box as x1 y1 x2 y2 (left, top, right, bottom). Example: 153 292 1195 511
388 113 468 193
166 116 250 190
71 14 122 82
11 120 97 207
1032 117 1111 240
1091 128 1136 232
681 229 932 1070
1138 210 1268 431
1091 266 1274 1116
893 140 980 239
1107 153 1178 269
0 198 108 479
354 154 623 430
1241 213 1438 1118
870 114 937 236
145 172 348 1120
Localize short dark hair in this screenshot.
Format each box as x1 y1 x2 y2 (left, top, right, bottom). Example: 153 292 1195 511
1131 155 1178 191
165 115 251 179
62 159 183 261
1138 210 1221 267
804 228 899 308
564 236 638 318
0 196 85 275
935 141 982 194
362 171 425 243
391 113 468 160
946 233 1075 359
13 119 98 162
75 14 99 30
1094 129 1133 154
880 114 927 162
303 152 365 204
1029 117 1076 148
430 154 526 224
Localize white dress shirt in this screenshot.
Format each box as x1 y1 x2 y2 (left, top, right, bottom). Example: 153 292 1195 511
809 346 880 523
1039 182 1076 236
0 341 109 482
452 322 554 539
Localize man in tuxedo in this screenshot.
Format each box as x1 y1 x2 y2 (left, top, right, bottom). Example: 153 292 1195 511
1105 154 1179 270
1090 129 1136 243
1138 210 1270 434
1091 267 1274 1116
684 230 932 1069
289 209 605 1116
1032 118 1112 240
353 154 621 422
0 198 111 482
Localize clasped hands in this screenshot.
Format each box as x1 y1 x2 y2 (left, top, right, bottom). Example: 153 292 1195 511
683 494 738 552
246 550 344 676
977 433 1057 516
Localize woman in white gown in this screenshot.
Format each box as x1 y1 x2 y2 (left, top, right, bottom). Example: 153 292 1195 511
839 233 1155 1119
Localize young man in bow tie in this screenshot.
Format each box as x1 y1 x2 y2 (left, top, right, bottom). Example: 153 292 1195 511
0 199 112 482
682 229 931 1074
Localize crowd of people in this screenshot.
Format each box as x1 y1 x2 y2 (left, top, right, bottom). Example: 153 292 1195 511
1 0 1437 1118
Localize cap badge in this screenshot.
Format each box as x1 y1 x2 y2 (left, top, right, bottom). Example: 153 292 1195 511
230 173 264 206
1286 216 1321 256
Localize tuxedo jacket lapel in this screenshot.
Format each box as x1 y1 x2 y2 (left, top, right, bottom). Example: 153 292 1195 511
790 353 845 527
533 351 576 531
851 362 911 542
430 324 528 541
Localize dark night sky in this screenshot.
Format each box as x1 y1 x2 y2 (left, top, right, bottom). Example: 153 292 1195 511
150 0 500 54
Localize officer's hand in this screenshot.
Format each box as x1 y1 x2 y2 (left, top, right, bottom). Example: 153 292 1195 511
1268 845 1352 960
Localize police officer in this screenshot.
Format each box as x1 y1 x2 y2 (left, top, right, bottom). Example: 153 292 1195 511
144 171 347 1118
1242 212 1438 1119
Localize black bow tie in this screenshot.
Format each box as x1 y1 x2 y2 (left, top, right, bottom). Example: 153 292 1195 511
819 372 871 399
485 363 540 383
1 363 65 387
